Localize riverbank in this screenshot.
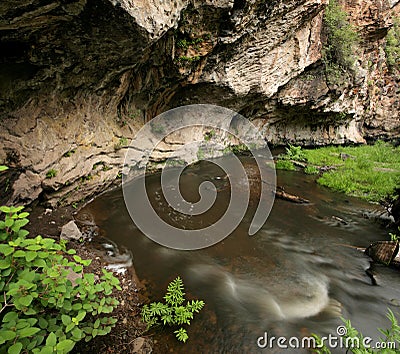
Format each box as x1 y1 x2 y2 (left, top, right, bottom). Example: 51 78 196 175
275 141 400 224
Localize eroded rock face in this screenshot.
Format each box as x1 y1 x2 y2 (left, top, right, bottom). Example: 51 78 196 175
0 0 399 205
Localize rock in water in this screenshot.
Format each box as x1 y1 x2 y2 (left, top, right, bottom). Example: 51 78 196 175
60 220 82 241
365 241 399 265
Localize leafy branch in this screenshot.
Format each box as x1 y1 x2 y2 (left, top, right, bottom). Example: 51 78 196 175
141 276 205 343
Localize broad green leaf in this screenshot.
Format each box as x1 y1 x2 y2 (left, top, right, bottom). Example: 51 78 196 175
11 219 29 232
27 244 41 251
18 212 29 218
56 339 75 353
0 166 9 172
39 346 54 354
0 259 11 269
46 332 57 347
2 311 18 322
33 258 47 267
93 319 100 329
75 310 86 322
13 250 25 257
18 326 40 338
18 229 29 238
0 206 11 213
0 244 14 256
71 303 82 311
8 342 23 354
65 323 75 333
19 295 33 307
5 218 14 228
25 251 37 262
38 317 48 329
0 330 16 341
19 270 36 282
71 327 83 340
61 315 71 326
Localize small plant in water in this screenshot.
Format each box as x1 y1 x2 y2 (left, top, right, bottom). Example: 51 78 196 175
141 276 205 343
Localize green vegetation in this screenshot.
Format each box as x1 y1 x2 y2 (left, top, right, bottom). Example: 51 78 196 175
141 277 205 343
304 165 319 175
177 38 203 50
63 150 75 158
151 123 165 134
313 309 400 353
204 129 216 142
114 137 129 150
385 17 400 71
46 169 57 179
0 166 9 172
177 55 201 63
197 147 205 160
283 144 307 162
223 144 250 156
176 38 203 50
275 160 296 171
323 0 359 84
389 227 399 242
276 141 400 202
0 206 121 353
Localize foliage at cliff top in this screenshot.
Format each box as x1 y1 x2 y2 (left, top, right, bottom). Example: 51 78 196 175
385 16 400 72
277 141 400 203
323 0 359 84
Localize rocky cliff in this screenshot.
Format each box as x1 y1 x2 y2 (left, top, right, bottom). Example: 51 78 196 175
0 0 399 206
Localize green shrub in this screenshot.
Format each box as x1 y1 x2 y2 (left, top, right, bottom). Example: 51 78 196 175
385 17 400 71
323 0 359 81
283 144 307 162
141 277 205 343
0 206 121 354
46 169 57 179
275 160 296 171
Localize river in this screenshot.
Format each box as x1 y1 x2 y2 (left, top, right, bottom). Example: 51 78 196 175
78 156 400 353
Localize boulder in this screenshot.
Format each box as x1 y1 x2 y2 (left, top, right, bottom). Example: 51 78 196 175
60 220 83 241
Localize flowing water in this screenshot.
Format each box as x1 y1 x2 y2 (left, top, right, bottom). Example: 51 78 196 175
79 156 400 353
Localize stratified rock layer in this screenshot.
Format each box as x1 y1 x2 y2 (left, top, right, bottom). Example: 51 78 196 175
0 0 399 205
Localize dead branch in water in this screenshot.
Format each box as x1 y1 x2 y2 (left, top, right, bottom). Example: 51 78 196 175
274 188 310 204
